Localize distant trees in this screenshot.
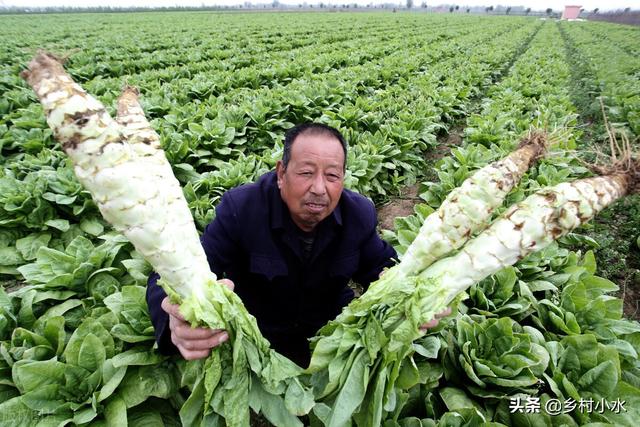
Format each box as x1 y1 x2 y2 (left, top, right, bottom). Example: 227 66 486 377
593 8 599 14
545 7 552 15
421 2 427 8
485 5 493 13
406 0 413 9
506 6 511 14
525 7 531 15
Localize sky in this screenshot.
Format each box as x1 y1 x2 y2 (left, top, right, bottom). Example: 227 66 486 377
2 0 639 11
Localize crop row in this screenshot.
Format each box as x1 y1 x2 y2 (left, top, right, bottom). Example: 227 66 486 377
175 20 541 226
0 16 538 272
558 21 640 138
0 17 454 116
577 20 640 59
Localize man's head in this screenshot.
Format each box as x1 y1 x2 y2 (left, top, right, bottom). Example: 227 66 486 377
276 123 347 232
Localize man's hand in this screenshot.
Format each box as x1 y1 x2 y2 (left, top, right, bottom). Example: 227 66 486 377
160 278 234 360
419 306 452 332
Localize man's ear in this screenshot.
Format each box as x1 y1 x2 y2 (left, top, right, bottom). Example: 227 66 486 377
276 160 284 189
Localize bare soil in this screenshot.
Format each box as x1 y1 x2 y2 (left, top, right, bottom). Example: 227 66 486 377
377 184 421 231
376 128 463 231
621 275 640 321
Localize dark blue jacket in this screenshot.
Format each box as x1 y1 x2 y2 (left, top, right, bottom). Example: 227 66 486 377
146 171 397 366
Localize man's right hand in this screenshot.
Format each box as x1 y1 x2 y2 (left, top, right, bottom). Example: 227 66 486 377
160 279 234 360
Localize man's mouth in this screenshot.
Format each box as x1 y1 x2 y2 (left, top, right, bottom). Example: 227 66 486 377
305 202 327 213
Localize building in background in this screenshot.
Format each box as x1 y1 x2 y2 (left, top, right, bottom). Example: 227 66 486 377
562 5 582 19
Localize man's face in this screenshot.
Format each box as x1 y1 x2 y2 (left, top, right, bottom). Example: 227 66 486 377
276 132 345 232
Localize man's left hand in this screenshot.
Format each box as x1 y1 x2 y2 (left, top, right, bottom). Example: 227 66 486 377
419 306 452 332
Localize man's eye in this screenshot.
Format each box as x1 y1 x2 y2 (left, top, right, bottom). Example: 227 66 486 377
299 172 312 176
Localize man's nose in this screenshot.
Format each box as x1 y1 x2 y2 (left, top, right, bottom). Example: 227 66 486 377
310 173 327 195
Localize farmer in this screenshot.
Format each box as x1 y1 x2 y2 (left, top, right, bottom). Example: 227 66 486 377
146 122 450 367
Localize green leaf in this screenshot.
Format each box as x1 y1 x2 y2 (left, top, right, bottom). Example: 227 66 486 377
73 406 98 424
327 349 369 427
65 235 94 259
87 272 121 301
64 319 114 365
527 280 557 292
121 258 152 284
397 356 421 389
284 379 315 416
110 324 155 343
98 360 127 403
580 250 597 274
249 379 302 427
577 360 618 397
188 123 205 134
78 334 106 372
0 396 40 426
397 230 417 248
42 316 66 356
15 233 51 261
39 299 83 322
118 365 178 409
104 395 127 427
0 247 24 267
439 387 479 411
582 275 619 294
45 219 70 232
412 336 440 359
111 348 165 368
79 217 104 236
13 359 66 394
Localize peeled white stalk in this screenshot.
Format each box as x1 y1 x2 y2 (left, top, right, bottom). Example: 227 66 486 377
419 172 636 305
21 52 212 302
396 132 547 277
356 134 547 309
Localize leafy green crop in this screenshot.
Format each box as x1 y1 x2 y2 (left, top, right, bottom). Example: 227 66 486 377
1 11 639 427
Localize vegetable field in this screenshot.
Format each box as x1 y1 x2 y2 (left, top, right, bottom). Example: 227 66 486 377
1 11 639 426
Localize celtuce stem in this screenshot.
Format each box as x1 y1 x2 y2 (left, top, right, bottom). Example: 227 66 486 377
342 133 548 318
21 52 211 302
421 173 634 304
397 131 548 277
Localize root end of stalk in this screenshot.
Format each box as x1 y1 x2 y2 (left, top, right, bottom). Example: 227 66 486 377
588 101 639 194
20 51 68 89
120 84 140 98
587 155 639 195
116 85 142 117
518 129 549 163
